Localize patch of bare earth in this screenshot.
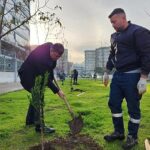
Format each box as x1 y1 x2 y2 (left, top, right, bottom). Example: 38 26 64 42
30 134 103 150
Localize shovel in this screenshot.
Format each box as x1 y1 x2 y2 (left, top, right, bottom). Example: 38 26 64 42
53 77 83 135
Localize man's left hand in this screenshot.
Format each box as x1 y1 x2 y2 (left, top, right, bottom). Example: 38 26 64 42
57 90 65 99
137 78 147 95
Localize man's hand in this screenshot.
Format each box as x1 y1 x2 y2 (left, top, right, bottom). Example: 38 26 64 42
103 72 109 87
137 78 147 95
57 90 65 99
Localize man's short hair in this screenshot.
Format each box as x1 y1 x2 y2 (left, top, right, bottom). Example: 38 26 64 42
52 43 64 55
108 8 125 18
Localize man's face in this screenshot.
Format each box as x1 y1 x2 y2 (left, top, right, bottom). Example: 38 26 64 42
110 14 125 32
50 48 63 61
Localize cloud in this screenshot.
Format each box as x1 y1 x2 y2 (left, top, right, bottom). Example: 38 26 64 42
30 0 150 63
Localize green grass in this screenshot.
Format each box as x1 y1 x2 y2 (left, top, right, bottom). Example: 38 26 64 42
0 79 150 150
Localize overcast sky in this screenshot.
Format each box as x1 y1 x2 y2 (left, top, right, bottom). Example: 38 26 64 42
30 0 150 63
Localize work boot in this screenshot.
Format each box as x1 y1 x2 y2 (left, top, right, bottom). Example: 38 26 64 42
104 131 125 142
35 126 55 134
122 135 138 150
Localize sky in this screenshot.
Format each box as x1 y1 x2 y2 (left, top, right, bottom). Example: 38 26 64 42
30 0 150 63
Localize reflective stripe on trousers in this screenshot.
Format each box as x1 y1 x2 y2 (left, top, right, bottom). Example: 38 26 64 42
130 117 140 124
112 113 123 117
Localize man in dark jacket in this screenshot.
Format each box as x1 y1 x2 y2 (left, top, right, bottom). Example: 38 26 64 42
73 69 78 85
18 42 65 133
103 8 150 149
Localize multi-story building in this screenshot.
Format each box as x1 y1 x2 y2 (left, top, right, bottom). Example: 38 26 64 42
56 48 68 75
85 50 96 75
95 47 110 69
84 47 110 75
0 0 30 60
0 0 30 82
67 61 73 75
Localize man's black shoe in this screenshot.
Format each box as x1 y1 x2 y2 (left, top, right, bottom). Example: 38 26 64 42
104 131 125 142
122 135 138 150
35 126 55 134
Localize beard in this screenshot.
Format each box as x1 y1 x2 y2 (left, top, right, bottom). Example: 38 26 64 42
117 27 125 32
114 24 126 32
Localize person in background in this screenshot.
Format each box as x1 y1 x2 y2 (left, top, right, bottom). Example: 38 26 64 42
93 72 97 81
73 69 78 85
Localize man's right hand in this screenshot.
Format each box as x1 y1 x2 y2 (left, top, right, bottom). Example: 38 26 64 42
57 90 65 99
103 72 109 87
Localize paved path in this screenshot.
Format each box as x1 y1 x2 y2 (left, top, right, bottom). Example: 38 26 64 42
0 82 23 94
0 77 60 95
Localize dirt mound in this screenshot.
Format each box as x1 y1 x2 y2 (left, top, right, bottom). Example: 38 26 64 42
30 134 103 150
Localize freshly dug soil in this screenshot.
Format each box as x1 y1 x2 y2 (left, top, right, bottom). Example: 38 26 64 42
29 134 103 150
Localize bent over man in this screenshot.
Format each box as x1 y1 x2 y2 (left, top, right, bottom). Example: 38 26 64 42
18 42 65 134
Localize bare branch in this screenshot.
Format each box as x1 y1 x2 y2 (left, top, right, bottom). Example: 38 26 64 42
0 11 36 38
144 10 150 17
3 7 14 16
1 0 64 42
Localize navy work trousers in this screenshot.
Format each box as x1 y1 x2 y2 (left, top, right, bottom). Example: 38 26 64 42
108 71 142 138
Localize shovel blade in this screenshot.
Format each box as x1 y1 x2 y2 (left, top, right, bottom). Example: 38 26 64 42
68 114 83 135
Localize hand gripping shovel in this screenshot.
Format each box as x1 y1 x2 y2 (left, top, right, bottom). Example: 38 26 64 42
54 77 83 135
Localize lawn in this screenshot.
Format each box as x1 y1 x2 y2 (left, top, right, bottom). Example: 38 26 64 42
0 79 150 150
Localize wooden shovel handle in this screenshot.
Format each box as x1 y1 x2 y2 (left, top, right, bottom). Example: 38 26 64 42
145 139 150 150
53 77 75 118
63 96 75 118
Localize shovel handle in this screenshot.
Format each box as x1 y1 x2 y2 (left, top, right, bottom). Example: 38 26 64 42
145 139 150 150
53 77 75 118
63 96 75 118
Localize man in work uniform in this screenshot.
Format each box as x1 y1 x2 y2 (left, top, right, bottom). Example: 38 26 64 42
103 8 150 149
18 42 65 134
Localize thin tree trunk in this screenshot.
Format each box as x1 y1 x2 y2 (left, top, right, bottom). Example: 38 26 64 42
0 0 7 35
0 0 7 53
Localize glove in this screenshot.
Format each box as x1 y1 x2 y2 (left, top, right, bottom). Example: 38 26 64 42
103 72 109 87
137 78 147 95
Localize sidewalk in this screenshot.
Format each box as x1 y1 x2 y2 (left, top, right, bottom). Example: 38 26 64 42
0 82 23 94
